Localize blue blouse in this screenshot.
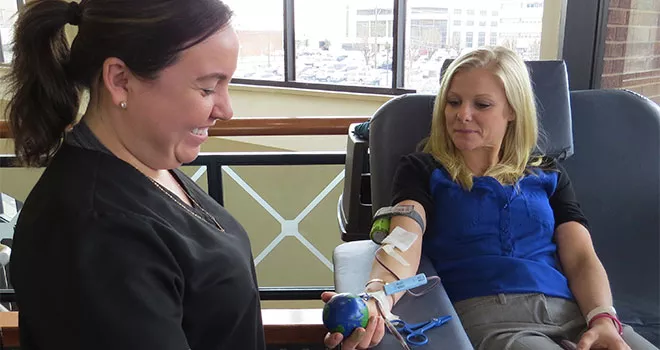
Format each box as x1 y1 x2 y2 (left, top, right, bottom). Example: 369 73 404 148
391 152 589 302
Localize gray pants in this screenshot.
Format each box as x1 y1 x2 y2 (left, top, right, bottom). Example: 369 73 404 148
453 293 657 350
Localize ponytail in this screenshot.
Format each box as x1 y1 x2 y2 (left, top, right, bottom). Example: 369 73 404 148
4 1 81 167
6 0 233 167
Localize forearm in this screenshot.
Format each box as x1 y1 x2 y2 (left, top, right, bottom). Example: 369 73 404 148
365 200 425 306
557 222 614 318
565 255 613 318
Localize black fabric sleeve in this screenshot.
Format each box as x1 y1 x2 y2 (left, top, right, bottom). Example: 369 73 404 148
75 212 189 350
390 152 437 225
548 161 590 231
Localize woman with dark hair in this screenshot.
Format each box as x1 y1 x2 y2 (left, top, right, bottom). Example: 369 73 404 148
5 1 265 349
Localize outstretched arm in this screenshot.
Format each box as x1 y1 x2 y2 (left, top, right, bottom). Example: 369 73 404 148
324 153 436 350
364 199 427 305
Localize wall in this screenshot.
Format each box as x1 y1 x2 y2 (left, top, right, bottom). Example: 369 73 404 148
224 84 390 151
601 0 660 104
540 0 567 59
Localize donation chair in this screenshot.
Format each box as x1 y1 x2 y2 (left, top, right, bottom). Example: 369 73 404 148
562 89 660 345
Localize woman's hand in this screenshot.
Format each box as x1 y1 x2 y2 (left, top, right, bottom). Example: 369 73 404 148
577 318 631 350
322 291 386 349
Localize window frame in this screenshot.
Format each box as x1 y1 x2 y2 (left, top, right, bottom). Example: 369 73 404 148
8 0 610 95
561 0 610 90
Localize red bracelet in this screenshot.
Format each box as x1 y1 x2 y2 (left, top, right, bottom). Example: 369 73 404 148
588 313 624 336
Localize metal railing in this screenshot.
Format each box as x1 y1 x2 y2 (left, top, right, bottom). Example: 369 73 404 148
0 117 369 138
0 150 350 301
0 116 374 301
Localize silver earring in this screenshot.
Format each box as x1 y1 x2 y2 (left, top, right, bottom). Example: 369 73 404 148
119 101 127 109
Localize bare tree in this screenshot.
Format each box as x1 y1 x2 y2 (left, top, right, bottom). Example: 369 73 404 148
501 37 518 50
528 38 541 60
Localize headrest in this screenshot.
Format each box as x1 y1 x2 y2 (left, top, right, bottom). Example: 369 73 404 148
440 59 573 159
369 94 436 211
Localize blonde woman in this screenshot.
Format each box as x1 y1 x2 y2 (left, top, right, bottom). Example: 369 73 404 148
324 47 656 350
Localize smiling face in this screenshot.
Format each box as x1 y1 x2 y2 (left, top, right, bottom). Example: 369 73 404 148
444 67 514 156
114 25 239 169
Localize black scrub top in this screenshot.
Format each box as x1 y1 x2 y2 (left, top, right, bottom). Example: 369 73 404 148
10 144 266 350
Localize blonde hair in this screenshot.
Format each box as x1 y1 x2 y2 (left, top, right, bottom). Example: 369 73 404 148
423 46 540 190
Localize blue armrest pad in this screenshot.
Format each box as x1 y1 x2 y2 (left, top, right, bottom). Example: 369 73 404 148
333 241 473 350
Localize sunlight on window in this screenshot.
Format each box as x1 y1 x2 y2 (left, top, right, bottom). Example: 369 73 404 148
405 0 544 93
221 0 544 93
223 0 284 81
295 0 394 88
0 0 18 63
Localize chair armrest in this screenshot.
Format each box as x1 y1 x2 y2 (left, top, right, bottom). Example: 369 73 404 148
333 241 473 350
339 124 372 241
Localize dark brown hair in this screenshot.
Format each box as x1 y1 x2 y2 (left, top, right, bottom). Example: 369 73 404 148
5 0 233 166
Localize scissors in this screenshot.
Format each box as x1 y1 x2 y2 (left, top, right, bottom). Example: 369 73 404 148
390 315 452 346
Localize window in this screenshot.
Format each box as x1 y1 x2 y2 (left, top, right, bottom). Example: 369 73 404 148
498 1 544 60
369 20 390 37
411 7 448 14
452 31 461 47
466 32 474 47
490 32 498 46
403 0 544 93
294 0 393 88
0 0 19 63
357 8 393 15
223 0 284 81
225 0 546 94
410 19 448 48
356 21 370 38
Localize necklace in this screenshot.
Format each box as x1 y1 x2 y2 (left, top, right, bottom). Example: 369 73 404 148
145 174 225 232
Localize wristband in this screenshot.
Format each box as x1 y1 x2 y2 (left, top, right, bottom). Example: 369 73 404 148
586 305 617 324
360 290 398 321
588 313 623 336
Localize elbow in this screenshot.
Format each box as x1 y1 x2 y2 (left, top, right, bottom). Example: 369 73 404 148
556 222 604 279
562 251 604 282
